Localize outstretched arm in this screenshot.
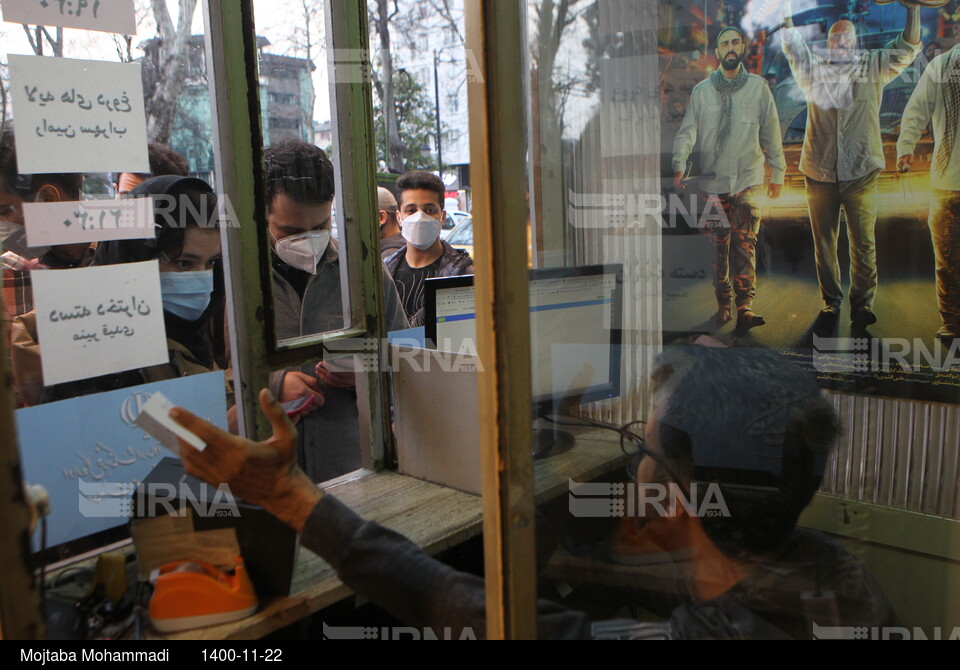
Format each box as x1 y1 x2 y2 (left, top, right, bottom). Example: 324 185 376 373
779 1 816 95
878 2 923 84
170 389 593 639
172 389 321 531
902 0 922 46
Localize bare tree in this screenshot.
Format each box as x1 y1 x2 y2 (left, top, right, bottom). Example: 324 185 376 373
291 0 324 127
532 0 584 138
428 0 464 46
144 0 199 144
112 34 135 63
369 0 406 172
21 24 64 57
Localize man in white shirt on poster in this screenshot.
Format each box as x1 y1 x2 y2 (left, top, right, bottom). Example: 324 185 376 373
780 0 923 329
673 27 786 330
897 44 960 341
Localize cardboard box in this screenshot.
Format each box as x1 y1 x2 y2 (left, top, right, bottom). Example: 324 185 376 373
391 345 482 495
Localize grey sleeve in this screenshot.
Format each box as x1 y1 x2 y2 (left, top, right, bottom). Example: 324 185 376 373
301 495 592 639
269 369 287 401
672 88 700 174
897 61 936 159
781 27 816 95
759 84 787 184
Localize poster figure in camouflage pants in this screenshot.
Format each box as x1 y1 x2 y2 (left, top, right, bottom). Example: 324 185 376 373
672 27 785 330
700 187 763 326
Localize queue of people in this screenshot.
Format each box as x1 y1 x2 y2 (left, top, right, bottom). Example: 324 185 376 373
0 130 475 485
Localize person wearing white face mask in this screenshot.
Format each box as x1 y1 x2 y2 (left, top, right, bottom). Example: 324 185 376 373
17 176 231 412
264 140 408 484
384 171 474 326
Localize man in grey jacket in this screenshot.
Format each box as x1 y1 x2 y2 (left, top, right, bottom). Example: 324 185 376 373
264 140 407 482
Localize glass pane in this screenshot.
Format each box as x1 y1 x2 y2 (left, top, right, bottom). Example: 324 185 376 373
518 0 960 639
368 0 474 328
249 1 371 484
0 3 234 566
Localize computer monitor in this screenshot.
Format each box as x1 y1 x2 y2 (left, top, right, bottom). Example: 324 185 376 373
424 264 623 456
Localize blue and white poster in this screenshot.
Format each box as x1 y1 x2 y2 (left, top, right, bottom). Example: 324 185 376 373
16 371 228 551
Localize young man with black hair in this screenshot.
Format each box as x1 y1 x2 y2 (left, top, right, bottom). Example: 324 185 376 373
264 139 407 483
172 344 895 639
384 170 473 326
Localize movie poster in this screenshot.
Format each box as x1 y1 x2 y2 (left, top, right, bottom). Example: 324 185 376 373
659 0 960 404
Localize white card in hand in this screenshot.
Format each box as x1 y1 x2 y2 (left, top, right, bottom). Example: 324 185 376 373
134 392 206 455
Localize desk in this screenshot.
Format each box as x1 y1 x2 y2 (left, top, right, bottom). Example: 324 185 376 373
160 426 626 640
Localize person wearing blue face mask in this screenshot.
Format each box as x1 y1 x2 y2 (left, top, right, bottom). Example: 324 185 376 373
39 176 229 407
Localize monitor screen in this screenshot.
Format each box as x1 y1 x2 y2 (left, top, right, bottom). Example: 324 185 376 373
424 264 623 409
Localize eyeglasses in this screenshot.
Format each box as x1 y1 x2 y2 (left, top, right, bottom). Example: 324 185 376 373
543 413 690 498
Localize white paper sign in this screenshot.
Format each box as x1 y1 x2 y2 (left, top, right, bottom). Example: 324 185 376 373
9 55 149 174
24 198 155 246
32 261 169 385
1 0 137 35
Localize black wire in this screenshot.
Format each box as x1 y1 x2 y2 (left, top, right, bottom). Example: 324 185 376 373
51 567 94 589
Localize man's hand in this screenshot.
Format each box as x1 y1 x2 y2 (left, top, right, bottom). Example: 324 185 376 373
782 0 794 28
767 183 783 199
170 389 322 531
315 361 357 389
280 371 325 409
898 154 914 173
673 172 686 192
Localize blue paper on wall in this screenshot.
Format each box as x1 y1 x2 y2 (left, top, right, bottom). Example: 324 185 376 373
16 372 228 551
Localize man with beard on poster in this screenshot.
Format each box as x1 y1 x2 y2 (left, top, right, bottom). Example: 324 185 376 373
781 0 923 331
673 27 786 331
898 43 960 342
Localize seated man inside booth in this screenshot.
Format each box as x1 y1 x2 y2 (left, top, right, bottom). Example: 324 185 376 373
170 344 896 639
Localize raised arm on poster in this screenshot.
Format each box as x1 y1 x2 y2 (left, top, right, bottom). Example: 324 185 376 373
0 0 137 35
8 55 149 174
23 198 155 247
32 260 169 386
